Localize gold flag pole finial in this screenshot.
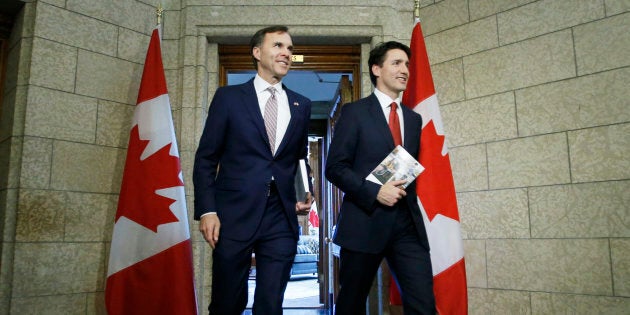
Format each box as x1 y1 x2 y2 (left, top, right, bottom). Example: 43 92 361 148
156 3 164 25
414 0 420 20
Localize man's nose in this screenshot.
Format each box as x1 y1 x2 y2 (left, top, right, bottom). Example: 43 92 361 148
401 64 409 73
280 47 291 56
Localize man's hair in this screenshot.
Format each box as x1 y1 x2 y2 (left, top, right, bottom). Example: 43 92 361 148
368 41 411 86
250 25 290 69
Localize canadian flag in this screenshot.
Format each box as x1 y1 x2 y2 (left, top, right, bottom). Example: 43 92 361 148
105 26 197 315
390 20 468 314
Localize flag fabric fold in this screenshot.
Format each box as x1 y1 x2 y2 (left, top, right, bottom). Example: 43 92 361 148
390 20 468 314
106 26 197 315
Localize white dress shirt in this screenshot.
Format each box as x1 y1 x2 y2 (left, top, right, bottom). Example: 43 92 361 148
374 88 405 145
254 74 291 155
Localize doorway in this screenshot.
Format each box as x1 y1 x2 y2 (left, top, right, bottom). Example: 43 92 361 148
219 44 359 311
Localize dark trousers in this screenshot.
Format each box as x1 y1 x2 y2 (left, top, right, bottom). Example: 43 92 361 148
209 190 297 315
335 208 435 315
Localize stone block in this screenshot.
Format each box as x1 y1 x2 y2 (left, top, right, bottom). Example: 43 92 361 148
569 123 630 182
96 100 134 148
487 239 612 295
36 3 117 56
498 0 604 45
468 288 531 315
30 38 77 92
432 59 465 105
418 0 470 35
86 291 106 315
1 189 18 241
161 39 180 71
426 16 497 64
450 144 488 192
11 294 86 315
516 67 630 136
464 30 575 99
67 0 154 35
50 141 125 194
181 66 199 111
5 39 32 91
25 86 98 143
605 0 630 15
76 50 141 105
530 181 630 238
117 27 150 64
442 92 517 147
20 137 52 189
0 137 21 190
469 0 536 21
64 192 117 242
488 133 570 189
464 240 487 288
179 107 197 152
458 189 529 239
531 292 630 314
611 239 630 297
574 13 630 75
161 10 181 40
13 242 106 295
16 189 66 242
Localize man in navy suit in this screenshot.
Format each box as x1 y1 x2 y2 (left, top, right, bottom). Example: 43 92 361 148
326 42 436 314
193 25 312 315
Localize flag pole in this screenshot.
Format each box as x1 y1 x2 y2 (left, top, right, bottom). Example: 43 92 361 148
414 0 420 22
156 3 164 25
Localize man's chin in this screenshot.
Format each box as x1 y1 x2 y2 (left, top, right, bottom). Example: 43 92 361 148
274 72 289 80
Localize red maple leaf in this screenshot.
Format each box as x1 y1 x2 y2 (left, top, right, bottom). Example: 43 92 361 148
417 120 460 222
116 125 182 232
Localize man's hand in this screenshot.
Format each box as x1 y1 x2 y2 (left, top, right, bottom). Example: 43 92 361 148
295 192 313 215
199 214 220 249
376 179 407 207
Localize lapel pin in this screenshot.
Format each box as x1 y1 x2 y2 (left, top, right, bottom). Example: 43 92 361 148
293 102 299 106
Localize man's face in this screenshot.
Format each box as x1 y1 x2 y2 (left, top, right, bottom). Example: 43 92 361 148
253 31 294 84
372 48 409 99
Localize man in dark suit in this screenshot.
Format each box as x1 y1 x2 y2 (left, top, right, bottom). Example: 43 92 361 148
193 25 312 315
326 41 436 314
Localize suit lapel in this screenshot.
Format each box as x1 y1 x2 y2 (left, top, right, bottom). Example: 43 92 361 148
240 79 271 150
366 94 396 150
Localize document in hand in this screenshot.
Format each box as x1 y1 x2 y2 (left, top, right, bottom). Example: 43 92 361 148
366 145 424 188
295 159 310 201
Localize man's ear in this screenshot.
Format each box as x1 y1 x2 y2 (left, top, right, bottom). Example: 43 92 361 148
371 64 381 79
252 46 261 62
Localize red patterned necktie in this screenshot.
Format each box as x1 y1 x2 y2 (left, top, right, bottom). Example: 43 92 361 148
263 87 278 153
389 102 402 146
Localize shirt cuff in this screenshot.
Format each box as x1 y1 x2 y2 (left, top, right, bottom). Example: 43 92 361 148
200 212 217 218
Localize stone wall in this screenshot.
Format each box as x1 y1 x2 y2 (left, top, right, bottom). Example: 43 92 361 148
0 0 627 314
425 0 630 313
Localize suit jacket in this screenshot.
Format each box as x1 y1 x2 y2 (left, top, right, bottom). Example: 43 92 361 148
193 78 311 241
325 93 429 254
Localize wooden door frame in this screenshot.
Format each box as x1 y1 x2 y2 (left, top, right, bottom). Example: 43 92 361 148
218 45 361 101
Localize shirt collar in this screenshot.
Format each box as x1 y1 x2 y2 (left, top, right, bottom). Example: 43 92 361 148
374 88 401 110
254 74 283 94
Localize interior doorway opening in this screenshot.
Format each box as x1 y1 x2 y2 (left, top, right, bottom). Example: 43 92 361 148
220 44 360 311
